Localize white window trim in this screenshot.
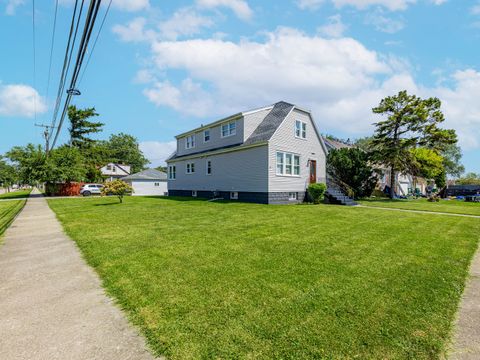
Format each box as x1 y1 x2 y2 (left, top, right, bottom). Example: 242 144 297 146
192 190 197 197
230 191 238 200
295 120 307 140
186 162 195 174
168 165 176 180
288 192 298 201
221 121 236 138
206 160 212 175
204 129 210 143
185 135 196 149
276 151 301 177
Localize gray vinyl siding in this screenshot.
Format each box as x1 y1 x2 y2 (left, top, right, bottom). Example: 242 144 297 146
168 145 268 192
176 117 244 157
268 109 327 192
243 108 273 140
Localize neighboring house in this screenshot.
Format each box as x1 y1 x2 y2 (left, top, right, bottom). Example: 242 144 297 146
122 169 168 196
100 163 131 182
166 101 328 204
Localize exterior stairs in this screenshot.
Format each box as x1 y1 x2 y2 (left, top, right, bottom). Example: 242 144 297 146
325 187 357 206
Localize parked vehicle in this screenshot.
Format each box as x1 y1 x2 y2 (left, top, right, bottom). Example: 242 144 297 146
80 184 104 196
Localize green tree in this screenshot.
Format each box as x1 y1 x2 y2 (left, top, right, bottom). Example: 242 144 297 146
0 158 17 192
68 105 104 148
102 180 132 203
409 148 445 191
441 143 465 178
6 144 47 185
327 148 379 199
45 146 87 183
371 90 457 198
107 133 149 173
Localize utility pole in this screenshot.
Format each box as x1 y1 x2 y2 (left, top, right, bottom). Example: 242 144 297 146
35 124 56 153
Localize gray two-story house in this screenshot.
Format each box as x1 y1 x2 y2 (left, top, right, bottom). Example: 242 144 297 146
166 101 328 204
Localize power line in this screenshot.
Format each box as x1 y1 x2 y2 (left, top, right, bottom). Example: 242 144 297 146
49 0 83 135
32 0 37 122
45 0 59 100
50 0 102 150
78 0 113 86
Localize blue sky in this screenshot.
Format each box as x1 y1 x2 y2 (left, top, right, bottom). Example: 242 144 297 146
0 0 479 173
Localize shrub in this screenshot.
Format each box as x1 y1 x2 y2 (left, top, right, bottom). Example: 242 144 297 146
308 183 327 204
101 180 132 203
427 195 440 202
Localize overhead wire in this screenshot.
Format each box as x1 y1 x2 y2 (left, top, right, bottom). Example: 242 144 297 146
32 0 37 122
78 0 113 86
45 0 59 100
50 0 102 150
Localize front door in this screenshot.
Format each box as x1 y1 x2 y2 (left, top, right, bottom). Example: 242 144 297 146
309 160 317 184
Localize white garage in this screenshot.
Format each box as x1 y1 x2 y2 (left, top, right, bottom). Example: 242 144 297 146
122 169 168 196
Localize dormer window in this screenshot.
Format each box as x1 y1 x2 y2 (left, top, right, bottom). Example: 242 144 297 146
185 135 195 149
295 120 306 139
221 121 236 138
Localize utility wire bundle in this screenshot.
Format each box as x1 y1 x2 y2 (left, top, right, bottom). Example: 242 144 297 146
47 0 111 151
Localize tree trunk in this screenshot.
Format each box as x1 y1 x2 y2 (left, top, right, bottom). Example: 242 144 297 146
389 167 396 199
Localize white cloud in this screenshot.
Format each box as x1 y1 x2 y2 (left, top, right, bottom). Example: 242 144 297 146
159 7 214 40
112 17 155 42
5 0 24 15
318 14 347 38
432 70 480 150
112 0 149 12
196 0 253 20
332 0 415 11
471 3 480 15
365 8 405 33
139 140 177 166
0 84 47 118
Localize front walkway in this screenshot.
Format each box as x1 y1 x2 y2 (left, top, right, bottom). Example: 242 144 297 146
0 189 156 360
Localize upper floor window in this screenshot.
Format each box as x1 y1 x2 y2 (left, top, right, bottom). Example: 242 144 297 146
204 129 210 142
185 135 195 149
206 160 212 175
186 162 195 174
295 120 306 139
168 165 176 180
221 121 236 138
276 151 300 176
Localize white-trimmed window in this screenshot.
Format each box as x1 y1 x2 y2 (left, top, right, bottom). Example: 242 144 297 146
221 121 236 137
185 135 195 149
168 165 176 180
295 120 306 139
289 192 298 201
206 160 212 175
230 192 238 200
204 130 210 142
192 190 197 197
186 162 195 174
276 152 300 176
154 182 160 187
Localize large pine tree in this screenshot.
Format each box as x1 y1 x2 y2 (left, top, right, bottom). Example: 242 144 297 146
68 105 104 148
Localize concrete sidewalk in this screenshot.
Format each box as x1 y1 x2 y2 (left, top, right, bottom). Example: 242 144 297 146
0 189 156 360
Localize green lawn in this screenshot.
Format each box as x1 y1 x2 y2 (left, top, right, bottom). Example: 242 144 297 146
48 196 480 359
0 200 25 238
0 189 32 200
358 198 480 216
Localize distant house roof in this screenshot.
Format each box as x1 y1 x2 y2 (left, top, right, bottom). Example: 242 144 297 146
168 101 324 162
323 138 354 152
122 168 167 181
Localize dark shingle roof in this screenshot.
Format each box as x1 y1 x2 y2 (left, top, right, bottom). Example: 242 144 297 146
122 168 167 181
243 101 294 145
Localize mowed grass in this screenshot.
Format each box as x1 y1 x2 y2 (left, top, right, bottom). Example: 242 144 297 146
0 189 32 200
0 200 25 238
48 196 480 359
358 198 480 216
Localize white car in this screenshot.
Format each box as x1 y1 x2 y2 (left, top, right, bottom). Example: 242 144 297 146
80 184 104 196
